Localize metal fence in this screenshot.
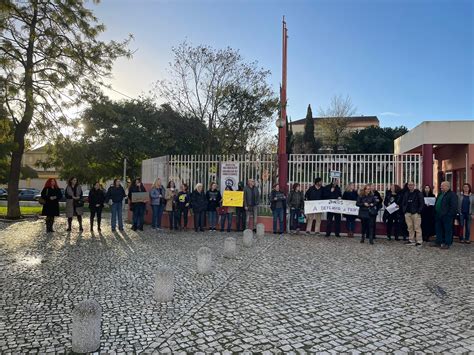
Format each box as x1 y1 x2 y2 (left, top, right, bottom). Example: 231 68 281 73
288 153 422 193
143 154 277 209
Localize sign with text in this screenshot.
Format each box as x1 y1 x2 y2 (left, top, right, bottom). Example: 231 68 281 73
330 170 341 179
222 191 244 207
304 199 360 216
220 161 240 193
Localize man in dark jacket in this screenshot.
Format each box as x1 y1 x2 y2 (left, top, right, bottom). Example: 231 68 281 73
401 181 424 246
433 181 458 249
323 179 342 237
128 177 147 231
304 177 324 235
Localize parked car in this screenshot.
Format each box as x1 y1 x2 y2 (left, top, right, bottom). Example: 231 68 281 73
0 188 7 200
18 188 40 201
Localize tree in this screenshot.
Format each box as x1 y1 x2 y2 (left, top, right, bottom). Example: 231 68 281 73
1 0 131 218
318 95 356 153
153 41 278 153
303 104 318 153
43 98 209 184
344 126 409 153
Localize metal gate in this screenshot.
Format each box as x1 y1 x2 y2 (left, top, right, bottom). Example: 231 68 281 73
288 154 422 192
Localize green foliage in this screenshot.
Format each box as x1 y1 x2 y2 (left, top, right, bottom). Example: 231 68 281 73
45 98 209 184
1 0 131 218
303 105 316 152
344 126 409 153
155 41 278 153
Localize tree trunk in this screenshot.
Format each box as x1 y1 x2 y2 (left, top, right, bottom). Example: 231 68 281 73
6 136 25 219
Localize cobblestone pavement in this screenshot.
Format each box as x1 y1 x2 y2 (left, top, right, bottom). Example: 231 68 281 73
0 217 472 353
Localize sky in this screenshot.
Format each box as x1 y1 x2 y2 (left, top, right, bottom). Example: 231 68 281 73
93 0 473 129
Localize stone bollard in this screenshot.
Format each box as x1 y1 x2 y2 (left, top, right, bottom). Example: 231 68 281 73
154 269 175 303
72 299 101 354
197 247 213 275
243 229 253 248
256 223 265 237
224 237 237 258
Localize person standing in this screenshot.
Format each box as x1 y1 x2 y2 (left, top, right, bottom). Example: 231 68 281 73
65 177 84 232
433 181 458 249
270 184 286 235
399 182 410 240
383 184 402 241
220 185 234 233
421 185 436 242
342 182 358 237
458 183 474 244
369 184 383 239
128 177 147 231
165 181 178 230
244 178 260 232
288 183 304 234
323 179 342 237
149 178 166 230
206 182 222 231
191 183 207 232
176 183 190 230
357 184 377 244
105 179 126 232
235 182 246 232
401 181 424 246
89 182 105 232
40 178 62 233
304 177 324 235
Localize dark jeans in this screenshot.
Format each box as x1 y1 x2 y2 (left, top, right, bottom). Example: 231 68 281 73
459 213 471 241
90 207 103 227
132 203 146 229
436 215 454 246
177 207 189 228
272 208 284 233
111 202 123 230
168 210 178 229
345 215 356 233
290 208 301 231
386 216 400 238
194 210 205 231
220 213 233 232
151 204 164 228
236 208 246 231
208 210 217 229
326 212 341 236
361 216 375 243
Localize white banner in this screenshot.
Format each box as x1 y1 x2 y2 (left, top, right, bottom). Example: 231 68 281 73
220 162 240 193
304 199 360 216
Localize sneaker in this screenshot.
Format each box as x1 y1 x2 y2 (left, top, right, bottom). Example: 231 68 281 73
440 244 450 249
415 243 422 246
405 241 414 245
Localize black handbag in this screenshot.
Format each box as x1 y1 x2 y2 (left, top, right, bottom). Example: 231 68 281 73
74 199 84 208
369 206 378 217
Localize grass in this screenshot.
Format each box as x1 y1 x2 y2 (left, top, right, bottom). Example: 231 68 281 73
0 206 44 216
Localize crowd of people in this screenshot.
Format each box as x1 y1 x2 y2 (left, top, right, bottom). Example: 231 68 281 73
39 175 472 250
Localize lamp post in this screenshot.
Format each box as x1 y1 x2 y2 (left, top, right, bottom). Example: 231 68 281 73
278 17 288 193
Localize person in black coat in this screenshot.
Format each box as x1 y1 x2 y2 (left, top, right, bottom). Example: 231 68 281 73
89 182 105 232
41 178 63 233
357 184 378 244
190 183 207 232
399 182 410 240
323 178 342 237
421 185 436 242
235 182 246 232
383 184 402 240
269 184 287 235
434 181 458 249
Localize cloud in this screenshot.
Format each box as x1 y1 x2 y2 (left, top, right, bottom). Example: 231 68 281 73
379 111 401 117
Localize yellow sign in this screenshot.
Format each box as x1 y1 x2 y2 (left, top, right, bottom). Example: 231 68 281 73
222 191 244 207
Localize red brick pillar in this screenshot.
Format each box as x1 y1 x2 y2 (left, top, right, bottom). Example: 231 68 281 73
422 144 433 188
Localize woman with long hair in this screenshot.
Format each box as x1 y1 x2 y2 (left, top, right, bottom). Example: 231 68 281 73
357 184 377 244
190 183 207 232
40 178 62 232
128 177 147 231
165 180 178 230
458 183 474 244
383 184 402 240
149 178 166 230
65 176 84 232
89 181 105 232
287 183 304 234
